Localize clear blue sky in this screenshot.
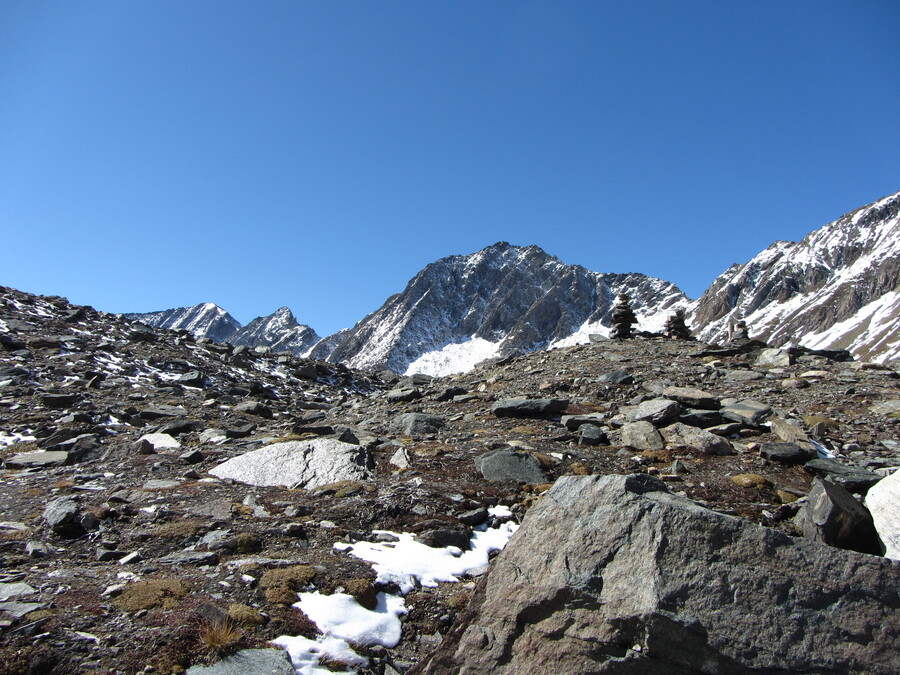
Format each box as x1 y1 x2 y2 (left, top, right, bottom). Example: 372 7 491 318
2 1 898 336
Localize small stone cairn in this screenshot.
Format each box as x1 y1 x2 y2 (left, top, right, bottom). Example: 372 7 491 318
611 293 637 339
663 309 691 339
729 319 749 342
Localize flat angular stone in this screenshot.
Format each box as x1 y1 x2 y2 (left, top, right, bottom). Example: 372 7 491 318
724 369 764 381
760 442 815 464
677 408 724 428
139 405 186 420
663 386 720 410
234 400 273 419
491 398 568 418
560 413 607 431
186 649 296 675
4 450 69 468
0 582 36 602
159 550 219 566
720 399 772 426
40 392 79 408
597 369 634 384
804 459 882 493
386 386 422 402
628 398 680 426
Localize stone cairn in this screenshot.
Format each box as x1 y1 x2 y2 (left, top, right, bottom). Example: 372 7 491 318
729 319 749 342
664 309 691 339
611 293 637 339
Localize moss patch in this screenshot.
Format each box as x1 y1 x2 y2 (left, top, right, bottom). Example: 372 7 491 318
114 578 189 611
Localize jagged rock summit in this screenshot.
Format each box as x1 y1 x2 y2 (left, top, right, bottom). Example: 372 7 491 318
310 242 690 375
125 303 241 343
691 190 900 363
128 305 320 357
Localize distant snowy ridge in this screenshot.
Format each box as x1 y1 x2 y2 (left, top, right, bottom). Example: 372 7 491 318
124 303 241 342
310 242 691 376
127 304 320 356
691 190 900 363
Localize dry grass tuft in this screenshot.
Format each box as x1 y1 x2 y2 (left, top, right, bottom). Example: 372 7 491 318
197 618 243 656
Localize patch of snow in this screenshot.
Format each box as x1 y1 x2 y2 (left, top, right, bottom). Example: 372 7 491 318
272 634 368 675
295 591 406 648
0 431 36 447
334 517 519 593
549 320 609 349
404 337 501 377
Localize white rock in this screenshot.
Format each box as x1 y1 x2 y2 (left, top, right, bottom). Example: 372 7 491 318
865 468 900 560
209 439 371 489
138 432 181 450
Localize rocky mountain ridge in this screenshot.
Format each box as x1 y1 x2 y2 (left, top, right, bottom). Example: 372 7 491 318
128 190 900 375
309 242 691 375
0 285 898 673
126 306 320 359
691 190 900 363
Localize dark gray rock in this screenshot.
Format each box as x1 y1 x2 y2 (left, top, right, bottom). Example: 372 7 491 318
39 392 79 408
158 550 219 566
42 497 83 538
560 413 607 430
597 369 634 385
475 449 548 484
760 442 815 464
417 529 470 551
491 398 568 418
234 400 273 419
176 370 206 387
578 424 607 446
386 386 422 402
663 386 720 410
677 408 724 428
411 474 900 675
720 399 772 426
794 479 882 555
804 459 882 493
389 413 445 436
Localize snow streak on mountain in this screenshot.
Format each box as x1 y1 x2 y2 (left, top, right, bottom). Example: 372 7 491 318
691 191 900 363
309 242 691 375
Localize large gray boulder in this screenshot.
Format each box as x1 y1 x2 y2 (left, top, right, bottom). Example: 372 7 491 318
411 474 900 675
209 439 371 489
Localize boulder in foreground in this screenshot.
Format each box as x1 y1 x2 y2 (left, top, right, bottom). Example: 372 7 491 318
411 474 900 674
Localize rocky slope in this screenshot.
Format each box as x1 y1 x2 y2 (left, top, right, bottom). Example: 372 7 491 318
691 190 900 363
1 285 899 674
309 242 691 376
